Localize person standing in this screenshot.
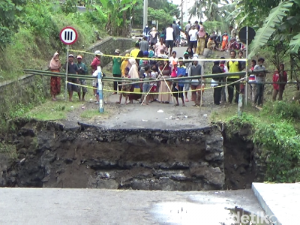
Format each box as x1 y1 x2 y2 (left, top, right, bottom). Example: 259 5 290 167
272 63 288 101
227 50 242 104
139 36 149 52
220 57 228 103
165 24 174 55
90 50 102 103
155 38 166 56
175 58 186 106
189 57 204 106
76 55 88 101
142 65 151 105
248 60 257 102
189 25 198 53
230 25 236 40
143 25 150 41
185 21 191 44
196 26 206 55
121 53 130 76
49 52 61 101
130 42 141 58
66 54 79 101
222 32 229 51
212 61 224 105
149 27 158 47
112 49 122 94
183 52 192 102
176 21 182 47
253 58 266 106
194 21 200 31
158 60 172 103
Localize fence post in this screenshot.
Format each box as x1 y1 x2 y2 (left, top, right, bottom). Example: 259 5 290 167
97 66 104 113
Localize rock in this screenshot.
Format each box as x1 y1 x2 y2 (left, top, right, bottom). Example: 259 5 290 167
64 158 73 164
87 159 118 170
190 166 225 188
205 152 223 161
40 150 56 166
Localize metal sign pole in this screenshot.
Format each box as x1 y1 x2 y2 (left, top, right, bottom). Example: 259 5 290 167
65 45 69 101
97 66 104 113
245 26 249 106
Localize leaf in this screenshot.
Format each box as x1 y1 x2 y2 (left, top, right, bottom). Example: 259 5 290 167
249 1 293 58
289 33 300 53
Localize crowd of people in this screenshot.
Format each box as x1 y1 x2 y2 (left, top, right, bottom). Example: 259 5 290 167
48 21 288 107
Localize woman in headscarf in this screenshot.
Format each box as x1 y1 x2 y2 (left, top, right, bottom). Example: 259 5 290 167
158 60 172 103
49 52 61 101
196 26 206 55
128 58 142 103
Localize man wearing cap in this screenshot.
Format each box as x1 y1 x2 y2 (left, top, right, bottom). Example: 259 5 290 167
65 54 79 101
76 55 88 101
91 50 102 103
112 49 122 94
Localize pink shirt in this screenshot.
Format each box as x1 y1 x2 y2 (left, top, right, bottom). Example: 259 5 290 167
155 42 166 56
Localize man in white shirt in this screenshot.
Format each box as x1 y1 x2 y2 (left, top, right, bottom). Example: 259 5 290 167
165 24 174 55
189 25 198 53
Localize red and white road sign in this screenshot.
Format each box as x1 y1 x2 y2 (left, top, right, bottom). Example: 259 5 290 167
60 26 78 45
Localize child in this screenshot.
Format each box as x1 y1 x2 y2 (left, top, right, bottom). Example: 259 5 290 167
141 65 151 105
175 58 186 106
117 67 130 104
150 65 158 102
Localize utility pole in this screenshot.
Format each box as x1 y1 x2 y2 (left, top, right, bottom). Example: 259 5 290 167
143 0 148 30
181 0 184 25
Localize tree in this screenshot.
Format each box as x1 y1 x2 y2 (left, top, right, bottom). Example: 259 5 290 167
99 0 137 36
229 0 300 87
132 0 180 29
0 0 26 49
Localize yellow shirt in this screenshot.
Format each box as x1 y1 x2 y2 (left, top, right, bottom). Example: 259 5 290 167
130 48 140 58
228 61 240 78
121 60 128 76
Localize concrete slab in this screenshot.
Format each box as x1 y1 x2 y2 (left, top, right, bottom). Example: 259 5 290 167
252 182 300 225
0 188 265 225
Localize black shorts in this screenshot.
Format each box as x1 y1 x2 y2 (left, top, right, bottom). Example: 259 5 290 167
166 40 174 48
190 41 197 48
172 83 184 98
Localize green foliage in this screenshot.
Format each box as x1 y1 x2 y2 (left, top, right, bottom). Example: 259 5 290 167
226 101 300 183
253 122 300 182
61 0 78 14
132 0 179 29
0 142 18 159
261 101 300 121
249 1 293 58
0 0 26 48
148 7 174 29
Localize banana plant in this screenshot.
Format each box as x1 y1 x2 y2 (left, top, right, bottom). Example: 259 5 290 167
99 0 137 36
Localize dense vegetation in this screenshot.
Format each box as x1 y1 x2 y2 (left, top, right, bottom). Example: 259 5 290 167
223 101 300 183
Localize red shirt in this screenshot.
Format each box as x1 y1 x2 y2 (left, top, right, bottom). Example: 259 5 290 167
273 71 287 90
91 57 101 73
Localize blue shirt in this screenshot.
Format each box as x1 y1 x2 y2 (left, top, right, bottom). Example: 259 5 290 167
177 66 187 87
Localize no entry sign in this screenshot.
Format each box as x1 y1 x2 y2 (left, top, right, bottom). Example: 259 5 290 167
60 26 78 45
